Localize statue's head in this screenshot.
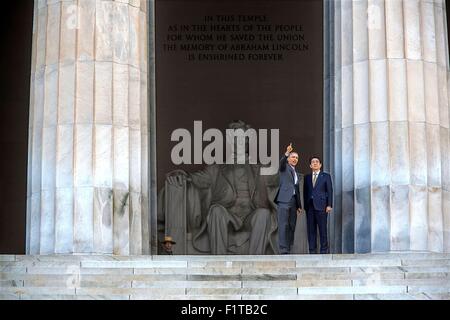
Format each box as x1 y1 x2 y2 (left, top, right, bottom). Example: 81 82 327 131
228 120 251 131
226 120 252 161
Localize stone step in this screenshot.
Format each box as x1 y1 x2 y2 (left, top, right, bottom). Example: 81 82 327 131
6 253 450 261
1 276 449 288
353 293 450 300
2 253 450 300
3 259 450 269
10 292 450 300
2 269 449 280
7 252 450 261
1 276 449 287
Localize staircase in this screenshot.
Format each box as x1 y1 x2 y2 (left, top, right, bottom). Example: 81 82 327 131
1 253 450 300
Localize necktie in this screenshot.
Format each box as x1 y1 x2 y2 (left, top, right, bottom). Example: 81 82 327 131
290 166 297 184
290 167 297 195
312 173 318 188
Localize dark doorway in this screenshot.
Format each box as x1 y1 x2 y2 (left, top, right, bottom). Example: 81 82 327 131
0 0 324 254
0 1 34 254
154 0 323 255
155 0 324 189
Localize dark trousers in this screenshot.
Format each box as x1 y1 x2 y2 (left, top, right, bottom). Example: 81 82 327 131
277 195 298 254
306 199 329 254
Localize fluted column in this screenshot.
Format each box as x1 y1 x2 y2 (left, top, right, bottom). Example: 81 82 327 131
27 0 149 255
327 0 450 253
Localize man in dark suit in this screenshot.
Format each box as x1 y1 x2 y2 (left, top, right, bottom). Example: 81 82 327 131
303 156 333 254
274 143 304 254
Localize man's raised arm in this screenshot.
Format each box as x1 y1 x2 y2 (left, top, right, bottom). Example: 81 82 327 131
279 143 293 172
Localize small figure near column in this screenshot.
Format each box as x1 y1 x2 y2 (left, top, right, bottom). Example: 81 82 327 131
160 236 176 255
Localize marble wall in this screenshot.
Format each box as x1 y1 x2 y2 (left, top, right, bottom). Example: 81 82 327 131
27 0 149 255
326 0 450 253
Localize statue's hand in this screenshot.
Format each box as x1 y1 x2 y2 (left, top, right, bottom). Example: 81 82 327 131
167 170 189 187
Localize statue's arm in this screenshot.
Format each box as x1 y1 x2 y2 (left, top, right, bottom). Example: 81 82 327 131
188 165 215 189
166 166 214 189
264 171 279 187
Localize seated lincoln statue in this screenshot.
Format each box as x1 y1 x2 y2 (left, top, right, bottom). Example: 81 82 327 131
157 120 308 255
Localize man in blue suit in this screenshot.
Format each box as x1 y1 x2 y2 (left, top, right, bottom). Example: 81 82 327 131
303 156 333 254
274 143 304 254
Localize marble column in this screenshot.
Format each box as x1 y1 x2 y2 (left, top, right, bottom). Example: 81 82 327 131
326 0 450 253
27 0 149 255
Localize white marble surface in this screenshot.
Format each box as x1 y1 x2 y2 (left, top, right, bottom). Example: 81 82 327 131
341 0 353 67
424 62 440 125
438 67 449 127
93 187 113 254
40 190 55 254
74 124 93 187
353 61 369 125
60 2 77 63
94 125 113 188
420 0 437 63
389 185 410 251
426 125 442 187
409 185 428 251
369 59 388 122
27 0 149 255
404 0 422 60
56 125 74 189
352 0 368 63
407 60 426 122
443 191 450 251
440 128 450 191
428 189 444 252
388 59 408 121
94 62 113 124
58 63 75 124
55 188 74 253
389 122 410 185
354 124 370 189
370 185 390 252
341 65 353 128
74 187 94 253
370 122 389 187
409 122 427 185
75 61 94 124
385 0 404 58
434 5 447 68
368 0 386 60
78 0 95 61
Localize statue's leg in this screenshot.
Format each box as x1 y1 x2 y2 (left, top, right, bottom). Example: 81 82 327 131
206 204 237 255
249 209 271 255
292 209 309 254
